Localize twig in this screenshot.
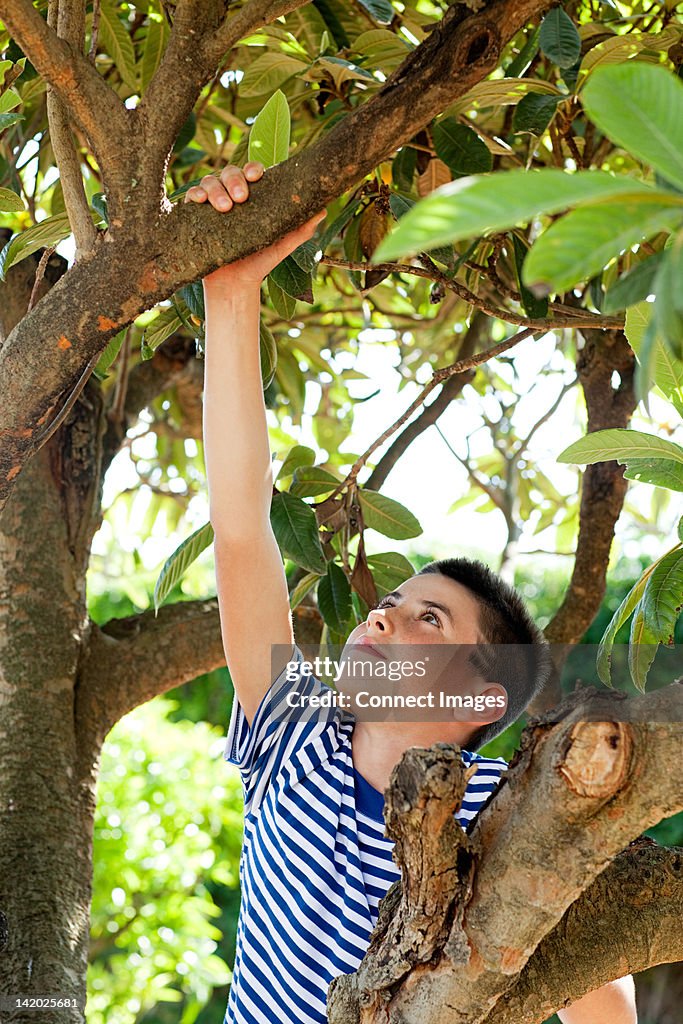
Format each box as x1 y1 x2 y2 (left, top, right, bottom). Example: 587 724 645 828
318 256 625 332
27 245 57 312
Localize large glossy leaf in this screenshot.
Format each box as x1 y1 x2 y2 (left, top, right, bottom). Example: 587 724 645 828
0 186 24 212
269 255 313 301
366 552 415 597
596 565 654 686
0 213 72 280
358 490 422 539
276 445 316 483
653 235 683 361
154 522 215 613
512 92 559 135
582 63 683 193
432 118 492 175
523 195 682 296
539 7 581 69
603 251 664 314
641 546 683 644
139 14 169 92
99 0 138 91
622 459 683 492
558 428 683 466
239 53 309 97
291 466 341 498
372 170 654 261
628 603 659 692
317 561 352 633
289 570 322 610
248 89 291 168
270 492 327 573
625 302 683 406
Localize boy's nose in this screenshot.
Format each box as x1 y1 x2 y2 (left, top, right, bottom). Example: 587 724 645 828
366 609 393 635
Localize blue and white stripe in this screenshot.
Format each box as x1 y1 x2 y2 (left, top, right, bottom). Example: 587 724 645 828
223 645 507 1024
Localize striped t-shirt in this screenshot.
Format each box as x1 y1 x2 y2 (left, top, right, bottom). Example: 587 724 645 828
222 644 508 1024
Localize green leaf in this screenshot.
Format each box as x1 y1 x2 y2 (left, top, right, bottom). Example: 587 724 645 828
678 516 683 543
142 306 183 353
277 445 316 483
269 254 313 301
248 89 291 168
239 53 309 97
290 570 323 610
603 251 664 314
268 277 297 319
290 238 321 272
0 186 25 212
358 490 422 540
642 547 683 644
511 233 548 318
91 192 109 226
139 13 169 92
523 195 681 296
558 428 683 467
317 561 352 633
622 458 683 491
260 321 277 389
372 169 655 262
290 466 341 498
597 567 652 685
154 522 214 614
366 551 415 596
625 302 683 405
505 26 541 78
99 0 138 91
539 7 581 69
432 118 492 175
178 280 204 320
270 492 327 573
93 328 126 382
0 112 23 131
392 147 417 192
582 63 683 194
0 213 72 280
357 0 394 24
653 236 683 361
318 197 363 251
512 92 559 135
628 602 659 691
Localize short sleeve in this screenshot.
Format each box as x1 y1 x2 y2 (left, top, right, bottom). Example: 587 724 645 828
224 644 345 814
458 750 508 831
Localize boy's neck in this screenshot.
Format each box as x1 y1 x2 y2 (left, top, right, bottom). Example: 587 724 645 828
351 718 476 795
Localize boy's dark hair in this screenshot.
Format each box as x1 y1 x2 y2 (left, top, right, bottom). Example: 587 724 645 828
417 557 551 751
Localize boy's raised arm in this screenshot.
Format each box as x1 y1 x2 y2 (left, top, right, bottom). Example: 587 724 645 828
186 164 326 725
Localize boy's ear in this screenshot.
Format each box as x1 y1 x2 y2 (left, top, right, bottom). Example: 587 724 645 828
454 681 507 725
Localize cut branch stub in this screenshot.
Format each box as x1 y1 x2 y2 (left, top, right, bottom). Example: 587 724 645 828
330 745 478 1022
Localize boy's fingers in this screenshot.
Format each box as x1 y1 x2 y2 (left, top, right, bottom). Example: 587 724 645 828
244 162 264 180
184 186 207 203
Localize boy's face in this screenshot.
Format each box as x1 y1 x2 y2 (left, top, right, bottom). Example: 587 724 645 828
343 573 482 652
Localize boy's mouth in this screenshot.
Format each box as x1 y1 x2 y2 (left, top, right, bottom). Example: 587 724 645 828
353 638 386 661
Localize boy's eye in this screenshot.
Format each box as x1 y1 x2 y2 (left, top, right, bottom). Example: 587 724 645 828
423 609 440 626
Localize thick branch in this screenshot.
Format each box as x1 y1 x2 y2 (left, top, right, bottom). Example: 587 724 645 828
482 841 683 1024
545 330 637 646
138 0 311 188
76 597 321 746
0 0 131 179
329 684 683 1023
0 0 555 514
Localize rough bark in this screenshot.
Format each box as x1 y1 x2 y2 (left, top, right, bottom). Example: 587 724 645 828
328 683 683 1023
0 0 555 515
535 329 637 711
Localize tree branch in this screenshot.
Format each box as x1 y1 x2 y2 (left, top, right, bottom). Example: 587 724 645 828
45 0 98 256
481 841 683 1024
329 683 683 1023
544 330 637 648
138 0 312 189
0 0 132 184
365 311 491 491
76 597 322 745
0 0 555 515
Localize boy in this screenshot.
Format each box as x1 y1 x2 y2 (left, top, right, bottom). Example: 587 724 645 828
186 163 637 1024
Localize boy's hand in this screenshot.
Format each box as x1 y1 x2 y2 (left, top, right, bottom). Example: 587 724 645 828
184 162 327 289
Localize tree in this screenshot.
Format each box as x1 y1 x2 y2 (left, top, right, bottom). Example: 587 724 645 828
0 1 681 1022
